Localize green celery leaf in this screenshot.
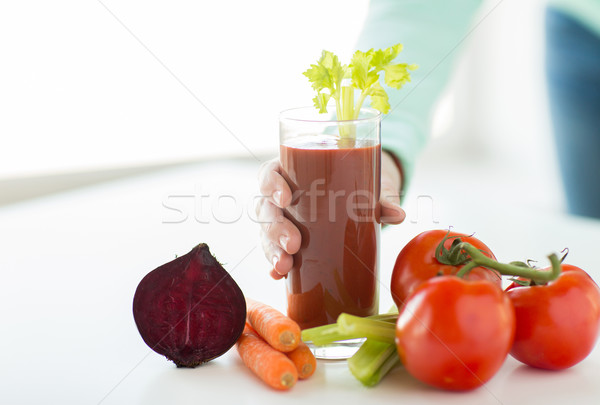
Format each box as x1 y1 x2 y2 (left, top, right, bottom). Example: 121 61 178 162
350 50 371 90
320 50 345 96
303 63 332 92
369 43 403 71
313 92 331 113
383 63 412 89
303 50 346 114
368 82 390 114
302 51 335 92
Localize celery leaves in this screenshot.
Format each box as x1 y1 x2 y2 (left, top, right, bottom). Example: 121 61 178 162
303 50 347 114
304 43 417 126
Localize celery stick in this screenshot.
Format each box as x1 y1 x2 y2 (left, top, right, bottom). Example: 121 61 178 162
339 82 356 139
372 346 401 384
301 311 400 386
301 312 398 346
337 314 396 344
348 339 400 387
301 323 357 346
301 323 339 343
341 80 354 120
369 313 398 323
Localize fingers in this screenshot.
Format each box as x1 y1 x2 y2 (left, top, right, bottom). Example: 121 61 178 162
261 236 294 279
258 158 293 208
256 199 301 254
256 160 302 279
257 154 407 281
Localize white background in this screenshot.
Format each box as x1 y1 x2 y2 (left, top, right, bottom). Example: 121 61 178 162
0 0 367 177
1 0 561 215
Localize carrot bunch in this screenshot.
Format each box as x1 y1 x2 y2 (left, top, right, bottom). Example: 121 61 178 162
236 298 317 390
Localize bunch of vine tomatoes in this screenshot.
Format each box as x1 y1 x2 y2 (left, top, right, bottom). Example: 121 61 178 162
390 230 600 391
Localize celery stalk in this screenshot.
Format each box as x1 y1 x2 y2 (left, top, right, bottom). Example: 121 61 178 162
368 313 399 323
339 81 356 139
340 80 354 120
302 310 400 386
301 323 357 346
348 338 400 387
301 312 398 345
337 313 396 344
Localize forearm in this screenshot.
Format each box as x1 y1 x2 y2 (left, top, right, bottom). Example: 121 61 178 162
357 0 484 189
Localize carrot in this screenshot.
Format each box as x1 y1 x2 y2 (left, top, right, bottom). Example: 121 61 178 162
236 323 298 390
246 298 301 352
285 340 317 379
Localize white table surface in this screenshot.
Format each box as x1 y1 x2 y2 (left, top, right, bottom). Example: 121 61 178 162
1 159 599 405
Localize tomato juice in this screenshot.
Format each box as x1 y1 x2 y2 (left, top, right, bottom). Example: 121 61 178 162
280 135 381 329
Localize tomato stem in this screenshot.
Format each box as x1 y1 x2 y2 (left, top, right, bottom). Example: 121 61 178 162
455 242 562 283
435 234 471 265
455 260 479 277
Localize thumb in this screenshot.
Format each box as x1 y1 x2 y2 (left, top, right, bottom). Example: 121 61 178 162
380 187 406 225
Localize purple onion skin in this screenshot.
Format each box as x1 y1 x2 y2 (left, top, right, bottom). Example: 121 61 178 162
133 244 246 367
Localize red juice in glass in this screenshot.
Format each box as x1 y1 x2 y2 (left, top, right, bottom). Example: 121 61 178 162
279 108 381 347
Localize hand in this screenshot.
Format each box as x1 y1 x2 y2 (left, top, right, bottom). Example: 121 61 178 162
256 151 405 280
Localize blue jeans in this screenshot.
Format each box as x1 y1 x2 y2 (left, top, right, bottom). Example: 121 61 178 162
546 8 600 218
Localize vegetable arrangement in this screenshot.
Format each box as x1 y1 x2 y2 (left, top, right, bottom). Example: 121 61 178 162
303 230 600 390
131 41 600 393
131 237 599 392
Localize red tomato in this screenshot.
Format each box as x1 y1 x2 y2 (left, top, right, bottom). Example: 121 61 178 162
506 264 600 370
396 276 515 391
391 230 501 308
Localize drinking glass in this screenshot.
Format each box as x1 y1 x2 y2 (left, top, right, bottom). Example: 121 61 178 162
279 107 381 359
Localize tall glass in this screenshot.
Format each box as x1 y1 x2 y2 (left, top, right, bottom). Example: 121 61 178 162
279 107 381 359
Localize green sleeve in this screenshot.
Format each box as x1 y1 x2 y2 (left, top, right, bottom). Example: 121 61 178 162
355 0 483 191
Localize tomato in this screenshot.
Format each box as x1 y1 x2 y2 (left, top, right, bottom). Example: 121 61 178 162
395 276 515 391
391 230 501 308
506 264 600 370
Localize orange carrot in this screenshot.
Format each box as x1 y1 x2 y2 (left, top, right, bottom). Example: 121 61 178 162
246 298 301 352
236 323 298 390
285 340 317 379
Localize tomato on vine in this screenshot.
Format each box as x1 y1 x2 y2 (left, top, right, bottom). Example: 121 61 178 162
390 230 500 308
395 276 515 391
506 264 600 370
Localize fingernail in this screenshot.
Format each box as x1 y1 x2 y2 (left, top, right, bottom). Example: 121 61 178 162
280 235 289 252
270 268 284 280
272 190 282 206
272 255 279 270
